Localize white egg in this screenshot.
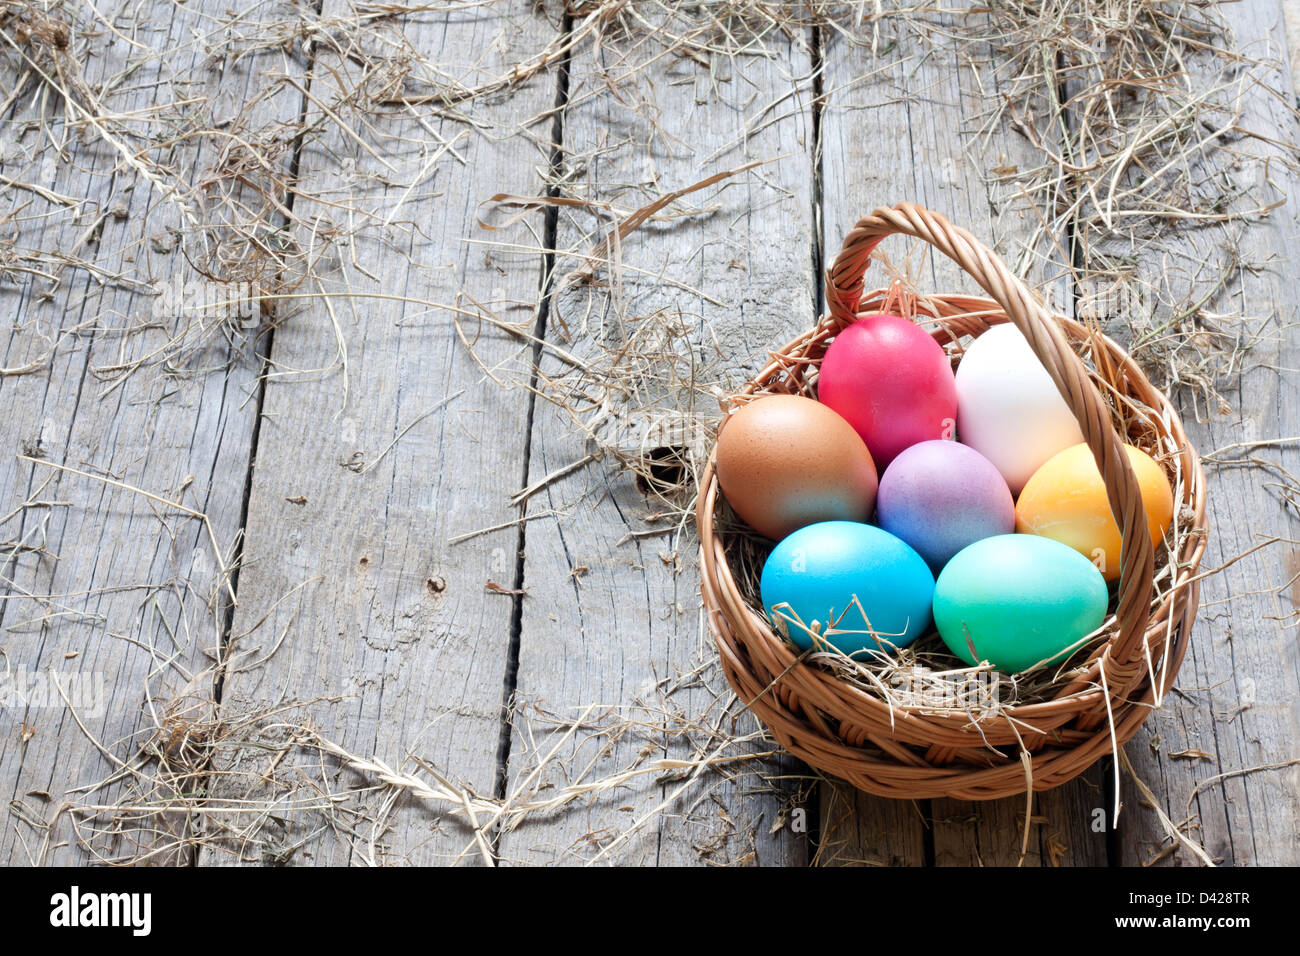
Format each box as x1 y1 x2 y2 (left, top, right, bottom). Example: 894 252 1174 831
955 324 1084 495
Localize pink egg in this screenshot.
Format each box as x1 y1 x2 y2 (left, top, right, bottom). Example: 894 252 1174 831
818 314 958 466
876 440 1014 572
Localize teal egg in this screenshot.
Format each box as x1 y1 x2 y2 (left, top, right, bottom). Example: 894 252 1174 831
934 534 1108 673
759 521 934 658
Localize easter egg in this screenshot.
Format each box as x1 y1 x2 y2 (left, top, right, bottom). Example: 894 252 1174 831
954 324 1084 494
760 521 934 658
934 535 1108 674
715 395 878 541
876 440 1014 572
818 314 958 467
1015 442 1174 582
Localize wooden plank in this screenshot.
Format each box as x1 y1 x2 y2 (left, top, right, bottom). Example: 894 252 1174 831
816 783 929 866
817 7 1108 866
1117 0 1300 866
205 1 559 865
497 14 818 865
5 1 1291 871
0 0 303 864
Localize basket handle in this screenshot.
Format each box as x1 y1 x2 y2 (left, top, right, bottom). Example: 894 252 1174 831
827 203 1154 671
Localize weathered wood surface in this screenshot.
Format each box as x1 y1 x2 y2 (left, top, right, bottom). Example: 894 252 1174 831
0 2 303 864
1116 0 1300 866
1 0 1298 866
816 6 1108 866
498 13 817 865
206 1 559 864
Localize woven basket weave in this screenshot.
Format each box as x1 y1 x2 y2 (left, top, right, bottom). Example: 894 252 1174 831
697 203 1208 800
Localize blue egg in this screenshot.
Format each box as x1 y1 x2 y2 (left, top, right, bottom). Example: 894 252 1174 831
759 521 934 658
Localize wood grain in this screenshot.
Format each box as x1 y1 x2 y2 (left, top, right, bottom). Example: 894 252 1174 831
1 0 1295 868
0 0 303 864
1117 0 1300 867
205 1 559 865
497 15 818 866
816 7 1108 866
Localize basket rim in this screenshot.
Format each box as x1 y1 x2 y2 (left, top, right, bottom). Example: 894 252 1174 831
695 203 1208 797
699 295 1207 718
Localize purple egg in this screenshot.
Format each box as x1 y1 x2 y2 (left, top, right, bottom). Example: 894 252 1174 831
876 440 1014 572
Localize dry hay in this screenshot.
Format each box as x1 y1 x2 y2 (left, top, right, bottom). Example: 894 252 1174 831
973 0 1293 414
13 647 806 866
714 277 1199 708
1 0 1295 866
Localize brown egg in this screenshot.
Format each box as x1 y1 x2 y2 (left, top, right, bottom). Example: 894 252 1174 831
715 394 878 541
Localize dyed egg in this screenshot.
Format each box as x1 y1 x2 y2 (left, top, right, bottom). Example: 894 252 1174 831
715 395 877 541
818 314 958 467
760 521 934 658
934 535 1108 674
1016 442 1174 581
877 440 1014 572
954 324 1084 494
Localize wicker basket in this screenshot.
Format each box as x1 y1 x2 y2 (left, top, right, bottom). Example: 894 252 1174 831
697 203 1208 800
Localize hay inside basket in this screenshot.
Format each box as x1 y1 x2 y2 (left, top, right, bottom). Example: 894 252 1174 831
697 204 1208 801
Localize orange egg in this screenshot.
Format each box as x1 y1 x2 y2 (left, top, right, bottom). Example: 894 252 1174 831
715 394 877 541
1015 442 1173 581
